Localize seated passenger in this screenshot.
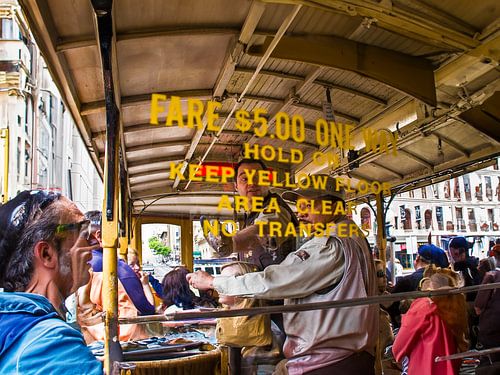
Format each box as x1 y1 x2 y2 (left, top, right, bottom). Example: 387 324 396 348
392 265 468 375
160 266 217 313
128 248 163 300
77 211 155 343
216 262 278 375
0 190 102 374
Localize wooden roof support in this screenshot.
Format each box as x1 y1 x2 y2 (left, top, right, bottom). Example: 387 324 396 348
459 92 500 144
248 35 437 106
261 0 479 50
235 67 387 106
56 27 243 52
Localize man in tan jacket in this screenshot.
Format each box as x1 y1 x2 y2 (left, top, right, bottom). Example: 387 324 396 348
188 175 378 375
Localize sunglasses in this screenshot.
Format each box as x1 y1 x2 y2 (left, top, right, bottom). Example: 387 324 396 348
9 190 61 230
55 220 91 240
376 270 386 278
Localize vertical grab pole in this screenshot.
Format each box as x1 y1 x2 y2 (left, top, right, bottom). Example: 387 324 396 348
1 128 9 203
119 154 128 260
90 0 122 373
375 192 387 267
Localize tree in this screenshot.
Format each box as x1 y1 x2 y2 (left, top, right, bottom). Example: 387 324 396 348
148 235 172 259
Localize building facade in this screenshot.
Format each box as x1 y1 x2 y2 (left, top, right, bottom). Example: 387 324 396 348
355 159 500 268
0 0 102 211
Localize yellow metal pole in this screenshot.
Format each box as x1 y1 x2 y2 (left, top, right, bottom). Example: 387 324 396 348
102 148 120 373
131 217 143 264
180 218 194 270
1 128 9 203
375 192 387 266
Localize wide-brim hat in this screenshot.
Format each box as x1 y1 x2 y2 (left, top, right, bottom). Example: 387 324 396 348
281 174 345 202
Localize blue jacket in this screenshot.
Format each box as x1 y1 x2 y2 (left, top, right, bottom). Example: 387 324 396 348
0 292 102 375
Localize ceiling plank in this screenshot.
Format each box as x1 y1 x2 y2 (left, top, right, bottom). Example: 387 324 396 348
371 162 404 179
80 89 212 116
127 156 185 168
129 168 170 178
399 149 434 169
431 132 470 157
126 141 190 153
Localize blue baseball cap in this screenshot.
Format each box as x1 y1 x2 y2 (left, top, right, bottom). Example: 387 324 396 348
449 236 471 250
418 244 449 268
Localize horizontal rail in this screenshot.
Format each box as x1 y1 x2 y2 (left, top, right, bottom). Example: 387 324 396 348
118 282 500 325
435 347 500 362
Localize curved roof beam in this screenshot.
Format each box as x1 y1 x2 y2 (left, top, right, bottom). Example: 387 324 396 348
56 26 242 52
248 35 437 106
234 66 388 106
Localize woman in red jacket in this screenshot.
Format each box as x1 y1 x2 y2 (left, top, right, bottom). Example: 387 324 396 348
392 266 469 375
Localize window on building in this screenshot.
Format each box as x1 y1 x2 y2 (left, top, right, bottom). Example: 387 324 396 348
468 208 477 232
446 221 454 231
38 164 47 187
456 207 465 232
444 180 451 199
49 94 56 125
361 207 371 230
421 187 427 199
497 177 500 201
432 184 439 199
0 18 14 39
485 176 492 201
453 177 461 200
16 137 21 176
488 209 495 230
424 209 432 230
403 209 412 230
436 207 444 230
25 97 33 136
40 127 49 157
408 190 414 198
475 184 483 201
415 205 421 229
463 175 471 201
24 145 30 178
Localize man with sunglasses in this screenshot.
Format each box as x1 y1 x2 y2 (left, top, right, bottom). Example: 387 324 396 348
0 190 102 374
